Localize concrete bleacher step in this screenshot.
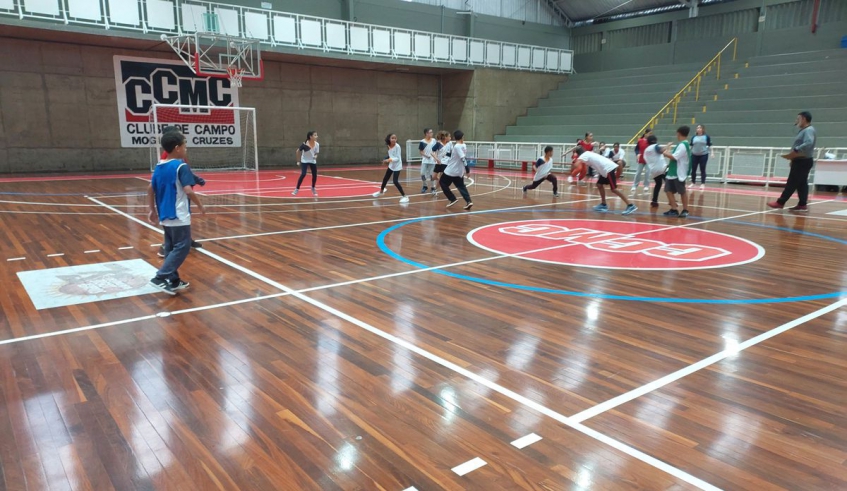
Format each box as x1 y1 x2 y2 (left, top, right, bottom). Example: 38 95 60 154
722 69 847 88
673 94 847 111
547 81 692 97
693 108 847 125
539 92 674 106
492 134 847 148
558 62 744 93
716 82 846 100
516 114 659 126
498 48 847 148
528 102 668 116
566 62 705 81
745 48 847 66
736 58 847 77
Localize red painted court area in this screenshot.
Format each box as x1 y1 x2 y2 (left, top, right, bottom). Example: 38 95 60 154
468 219 765 270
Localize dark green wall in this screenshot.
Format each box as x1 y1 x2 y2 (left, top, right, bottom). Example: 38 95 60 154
572 0 847 72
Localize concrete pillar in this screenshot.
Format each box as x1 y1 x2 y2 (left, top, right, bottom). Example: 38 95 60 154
344 0 354 21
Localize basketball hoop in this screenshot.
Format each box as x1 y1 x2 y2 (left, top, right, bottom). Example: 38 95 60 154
227 67 246 88
161 31 264 86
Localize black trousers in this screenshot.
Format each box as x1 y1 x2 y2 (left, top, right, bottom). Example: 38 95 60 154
691 154 708 184
651 174 665 203
380 168 405 195
297 163 317 188
778 158 813 206
439 174 471 203
524 174 558 194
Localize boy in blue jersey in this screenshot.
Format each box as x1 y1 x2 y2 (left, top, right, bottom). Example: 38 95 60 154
147 130 205 294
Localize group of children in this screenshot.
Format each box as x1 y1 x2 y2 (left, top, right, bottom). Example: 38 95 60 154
372 128 474 209
521 125 694 218
146 124 695 295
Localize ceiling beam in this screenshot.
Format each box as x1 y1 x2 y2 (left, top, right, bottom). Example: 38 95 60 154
545 0 574 27
679 0 699 17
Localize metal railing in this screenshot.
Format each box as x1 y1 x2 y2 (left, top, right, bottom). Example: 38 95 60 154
407 140 847 187
0 0 573 73
628 38 738 144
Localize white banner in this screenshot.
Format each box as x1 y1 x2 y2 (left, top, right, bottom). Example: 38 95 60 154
113 55 241 147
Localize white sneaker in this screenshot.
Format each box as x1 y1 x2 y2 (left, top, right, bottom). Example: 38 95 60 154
311 187 318 196
567 176 573 183
291 189 299 196
372 189 385 198
699 184 705 190
399 196 409 203
688 183 695 189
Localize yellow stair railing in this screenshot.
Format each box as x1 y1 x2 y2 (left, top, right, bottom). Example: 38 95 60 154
628 37 738 144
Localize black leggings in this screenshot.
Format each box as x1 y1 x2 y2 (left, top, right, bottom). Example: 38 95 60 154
297 163 317 189
380 168 405 196
440 174 471 203
524 174 558 194
691 154 708 184
651 174 664 204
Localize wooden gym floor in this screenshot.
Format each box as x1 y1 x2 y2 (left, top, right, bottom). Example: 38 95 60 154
0 167 845 490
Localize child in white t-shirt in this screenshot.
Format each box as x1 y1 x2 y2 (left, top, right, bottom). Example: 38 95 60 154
522 146 558 198
574 147 637 215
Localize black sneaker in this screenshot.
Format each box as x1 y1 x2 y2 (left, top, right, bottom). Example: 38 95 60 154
679 210 690 218
464 202 474 210
157 247 165 258
446 200 459 208
191 240 202 249
149 277 176 295
663 209 680 217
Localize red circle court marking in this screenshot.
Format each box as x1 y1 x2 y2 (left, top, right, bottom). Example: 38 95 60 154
467 219 765 270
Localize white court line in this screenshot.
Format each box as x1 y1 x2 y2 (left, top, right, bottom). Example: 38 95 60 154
2 175 506 213
6 257 25 262
46 253 65 257
0 315 159 346
510 433 543 449
84 250 100 254
118 246 134 250
570 297 847 424
86 195 722 490
0 211 116 215
198 195 588 243
451 457 487 476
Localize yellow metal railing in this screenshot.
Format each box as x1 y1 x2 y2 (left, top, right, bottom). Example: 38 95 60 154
628 37 738 144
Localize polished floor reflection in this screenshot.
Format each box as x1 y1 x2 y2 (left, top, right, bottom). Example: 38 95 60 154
0 168 845 490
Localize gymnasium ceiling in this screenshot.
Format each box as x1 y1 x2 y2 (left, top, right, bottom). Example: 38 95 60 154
552 0 738 23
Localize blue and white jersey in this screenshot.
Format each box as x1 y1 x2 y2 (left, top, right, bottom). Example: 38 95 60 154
436 141 452 164
152 159 195 227
418 138 437 165
533 156 553 181
298 142 319 163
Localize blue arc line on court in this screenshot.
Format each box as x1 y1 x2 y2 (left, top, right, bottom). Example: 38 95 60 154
376 212 847 304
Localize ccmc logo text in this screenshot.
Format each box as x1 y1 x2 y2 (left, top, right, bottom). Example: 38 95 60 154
113 56 241 148
467 219 765 270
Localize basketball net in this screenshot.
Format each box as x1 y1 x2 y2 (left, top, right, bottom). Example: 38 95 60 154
227 67 245 88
